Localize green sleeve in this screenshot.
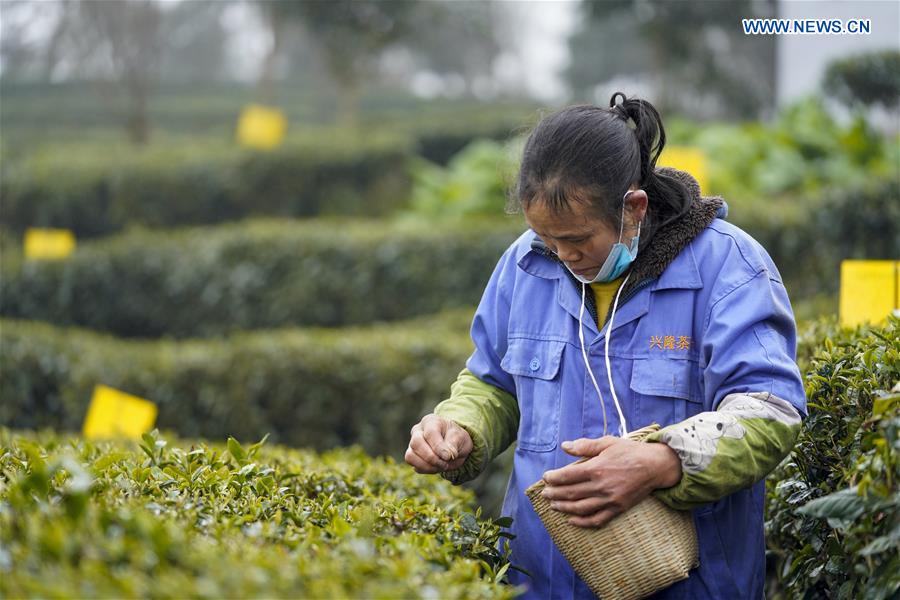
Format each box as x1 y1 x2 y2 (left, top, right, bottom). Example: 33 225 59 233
645 392 802 510
432 368 519 485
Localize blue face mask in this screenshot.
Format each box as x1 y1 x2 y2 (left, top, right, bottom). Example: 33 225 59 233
565 191 642 284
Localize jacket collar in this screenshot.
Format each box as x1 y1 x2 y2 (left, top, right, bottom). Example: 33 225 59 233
517 168 725 319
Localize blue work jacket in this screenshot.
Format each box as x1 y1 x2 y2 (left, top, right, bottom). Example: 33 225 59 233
467 207 806 599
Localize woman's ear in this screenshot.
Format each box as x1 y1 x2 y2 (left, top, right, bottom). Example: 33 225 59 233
624 189 648 227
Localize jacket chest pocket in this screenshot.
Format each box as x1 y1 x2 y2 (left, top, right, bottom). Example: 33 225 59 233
630 358 703 428
501 337 565 452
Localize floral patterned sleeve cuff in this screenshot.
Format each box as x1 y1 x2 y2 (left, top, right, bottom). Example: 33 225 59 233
645 392 803 511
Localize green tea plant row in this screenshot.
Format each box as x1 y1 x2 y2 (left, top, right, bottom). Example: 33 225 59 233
0 132 412 238
0 429 522 599
766 317 899 599
1 317 897 597
0 104 532 239
5 188 898 339
0 311 475 458
0 217 524 337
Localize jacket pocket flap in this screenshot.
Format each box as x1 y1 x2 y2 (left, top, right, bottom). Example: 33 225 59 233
501 338 565 380
630 358 698 402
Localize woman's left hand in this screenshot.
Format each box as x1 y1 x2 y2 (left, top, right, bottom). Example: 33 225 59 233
540 437 682 528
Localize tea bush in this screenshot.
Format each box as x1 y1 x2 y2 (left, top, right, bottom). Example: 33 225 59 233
729 177 899 299
0 311 475 458
766 317 900 599
0 428 522 599
0 217 525 337
0 99 535 239
0 132 412 238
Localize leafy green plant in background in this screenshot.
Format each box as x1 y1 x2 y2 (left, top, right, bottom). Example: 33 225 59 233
405 138 522 220
683 96 896 206
0 429 523 599
765 317 899 599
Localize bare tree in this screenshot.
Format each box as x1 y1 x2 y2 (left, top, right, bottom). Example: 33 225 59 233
76 0 163 144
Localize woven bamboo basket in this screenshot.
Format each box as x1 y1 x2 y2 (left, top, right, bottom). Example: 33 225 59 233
525 424 699 600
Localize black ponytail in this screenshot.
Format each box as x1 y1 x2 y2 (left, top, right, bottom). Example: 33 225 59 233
513 92 693 250
610 92 692 240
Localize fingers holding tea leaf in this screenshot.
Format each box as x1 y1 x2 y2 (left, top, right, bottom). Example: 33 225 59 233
444 422 474 466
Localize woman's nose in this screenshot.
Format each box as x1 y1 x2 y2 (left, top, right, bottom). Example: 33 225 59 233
556 243 580 262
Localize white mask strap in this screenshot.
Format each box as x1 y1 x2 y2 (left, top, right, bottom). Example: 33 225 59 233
604 271 631 437
579 282 609 435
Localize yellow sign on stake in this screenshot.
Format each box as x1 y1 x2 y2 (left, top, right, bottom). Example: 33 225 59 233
236 104 287 150
658 147 708 194
83 385 158 440
839 260 900 328
24 228 76 260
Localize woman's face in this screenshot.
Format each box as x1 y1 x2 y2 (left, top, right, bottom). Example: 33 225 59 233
523 190 647 281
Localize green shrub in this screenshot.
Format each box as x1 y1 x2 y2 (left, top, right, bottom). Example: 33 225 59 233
0 132 413 238
0 311 475 459
0 217 525 337
682 97 897 203
0 428 522 598
735 177 900 300
765 317 900 599
405 138 522 219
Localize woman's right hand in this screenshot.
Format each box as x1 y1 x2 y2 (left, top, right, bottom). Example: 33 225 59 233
405 414 474 474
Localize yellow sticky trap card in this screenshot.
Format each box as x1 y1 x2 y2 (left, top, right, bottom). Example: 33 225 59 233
839 260 900 328
236 104 287 150
658 147 707 194
83 384 158 440
24 228 76 260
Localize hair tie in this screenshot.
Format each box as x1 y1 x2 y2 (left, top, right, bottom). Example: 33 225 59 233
610 99 637 131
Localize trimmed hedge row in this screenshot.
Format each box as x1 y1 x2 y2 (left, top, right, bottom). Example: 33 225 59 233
0 132 413 238
0 100 536 239
0 429 520 598
0 311 475 459
765 316 899 599
5 173 897 339
729 177 900 300
0 217 525 337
